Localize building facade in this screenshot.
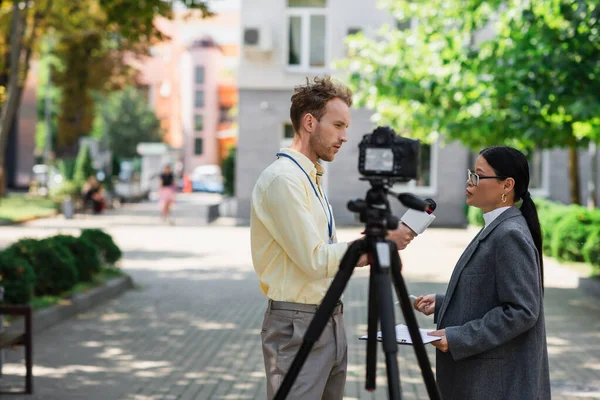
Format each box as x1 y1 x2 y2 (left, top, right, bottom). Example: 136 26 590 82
236 0 600 227
136 4 240 175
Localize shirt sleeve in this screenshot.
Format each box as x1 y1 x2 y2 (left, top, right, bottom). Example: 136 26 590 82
445 229 541 361
257 174 348 279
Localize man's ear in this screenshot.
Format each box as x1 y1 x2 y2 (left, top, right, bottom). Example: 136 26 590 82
301 113 316 134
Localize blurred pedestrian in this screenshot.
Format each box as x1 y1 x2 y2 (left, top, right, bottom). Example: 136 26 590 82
82 175 105 214
159 165 176 224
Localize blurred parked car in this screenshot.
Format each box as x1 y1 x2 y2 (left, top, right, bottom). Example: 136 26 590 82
191 164 223 193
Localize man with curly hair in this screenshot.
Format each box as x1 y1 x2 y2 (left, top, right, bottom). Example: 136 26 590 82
251 76 416 399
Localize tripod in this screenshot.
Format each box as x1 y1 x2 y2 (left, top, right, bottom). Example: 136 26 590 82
273 182 441 400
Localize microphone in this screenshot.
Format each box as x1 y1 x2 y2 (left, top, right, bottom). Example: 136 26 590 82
397 193 434 213
400 197 437 235
425 198 437 214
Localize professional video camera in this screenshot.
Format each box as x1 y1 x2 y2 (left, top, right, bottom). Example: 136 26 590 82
358 126 421 184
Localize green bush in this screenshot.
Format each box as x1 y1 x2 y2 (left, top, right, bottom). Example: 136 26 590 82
50 180 81 203
73 143 95 184
9 238 78 296
537 201 571 256
80 229 122 265
48 235 102 281
583 228 600 271
58 158 76 181
551 208 600 263
467 206 484 227
0 248 36 304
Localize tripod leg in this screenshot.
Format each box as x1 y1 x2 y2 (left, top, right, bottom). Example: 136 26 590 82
273 240 364 400
372 241 401 400
389 241 442 400
365 262 378 391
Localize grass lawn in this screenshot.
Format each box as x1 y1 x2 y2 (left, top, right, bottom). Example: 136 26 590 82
0 193 57 223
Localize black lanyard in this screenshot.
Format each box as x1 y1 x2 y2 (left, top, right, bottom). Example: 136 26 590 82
276 153 333 242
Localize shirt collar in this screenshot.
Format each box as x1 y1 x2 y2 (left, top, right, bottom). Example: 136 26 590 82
278 147 324 177
483 206 511 230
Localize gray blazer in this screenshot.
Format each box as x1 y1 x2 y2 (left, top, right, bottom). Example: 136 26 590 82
434 207 551 400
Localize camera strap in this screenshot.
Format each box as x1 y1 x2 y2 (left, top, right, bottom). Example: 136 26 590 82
276 152 333 243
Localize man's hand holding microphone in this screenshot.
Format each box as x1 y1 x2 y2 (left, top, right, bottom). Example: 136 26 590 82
388 196 437 250
355 197 437 267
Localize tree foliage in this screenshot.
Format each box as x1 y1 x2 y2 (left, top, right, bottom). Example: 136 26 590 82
73 143 95 184
99 87 163 159
337 0 600 203
0 0 212 192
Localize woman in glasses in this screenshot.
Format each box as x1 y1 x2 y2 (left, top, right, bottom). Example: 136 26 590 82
414 146 550 399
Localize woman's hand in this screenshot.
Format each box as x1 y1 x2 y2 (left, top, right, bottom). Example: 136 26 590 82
428 329 448 352
414 294 435 316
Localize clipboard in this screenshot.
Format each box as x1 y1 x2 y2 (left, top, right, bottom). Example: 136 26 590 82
359 323 442 345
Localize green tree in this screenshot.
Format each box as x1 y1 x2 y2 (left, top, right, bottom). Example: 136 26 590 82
97 87 163 159
337 0 600 204
472 0 600 204
73 143 95 184
0 0 213 193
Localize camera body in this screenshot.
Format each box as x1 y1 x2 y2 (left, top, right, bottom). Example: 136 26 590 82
358 126 420 183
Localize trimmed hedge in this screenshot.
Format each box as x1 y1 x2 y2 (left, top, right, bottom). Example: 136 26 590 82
467 198 600 272
583 229 600 269
467 206 485 227
9 237 78 296
538 202 570 255
49 235 102 282
80 229 122 265
0 248 36 304
551 208 600 263
1 229 122 304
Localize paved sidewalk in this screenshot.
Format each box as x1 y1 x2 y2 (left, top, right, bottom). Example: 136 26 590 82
0 196 599 399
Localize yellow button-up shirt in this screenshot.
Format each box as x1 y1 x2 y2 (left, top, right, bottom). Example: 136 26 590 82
250 148 348 304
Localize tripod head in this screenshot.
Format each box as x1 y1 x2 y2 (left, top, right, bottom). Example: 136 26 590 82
347 177 433 239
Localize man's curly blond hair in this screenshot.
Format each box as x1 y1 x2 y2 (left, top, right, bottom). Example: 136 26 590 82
290 75 353 134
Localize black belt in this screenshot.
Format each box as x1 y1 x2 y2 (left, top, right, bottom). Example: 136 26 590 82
268 299 343 314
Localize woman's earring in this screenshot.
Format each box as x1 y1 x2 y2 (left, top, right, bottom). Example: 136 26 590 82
501 192 507 203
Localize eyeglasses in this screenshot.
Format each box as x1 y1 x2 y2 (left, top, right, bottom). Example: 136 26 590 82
467 169 508 186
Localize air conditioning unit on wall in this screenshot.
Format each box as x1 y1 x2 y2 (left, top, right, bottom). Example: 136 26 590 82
243 25 273 52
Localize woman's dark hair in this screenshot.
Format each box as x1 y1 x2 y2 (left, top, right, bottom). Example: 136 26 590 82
480 146 544 289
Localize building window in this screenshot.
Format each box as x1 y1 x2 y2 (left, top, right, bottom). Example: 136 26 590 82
281 123 295 147
347 27 361 36
195 115 204 131
286 0 327 69
288 0 326 6
417 144 433 187
195 66 205 84
396 19 411 31
195 90 204 108
220 106 234 123
345 27 361 55
526 149 550 196
194 138 203 155
392 142 438 194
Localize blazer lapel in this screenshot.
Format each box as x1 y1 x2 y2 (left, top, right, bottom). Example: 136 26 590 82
437 229 483 324
437 207 521 325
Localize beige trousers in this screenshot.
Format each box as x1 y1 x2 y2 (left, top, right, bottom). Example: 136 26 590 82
261 300 348 400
